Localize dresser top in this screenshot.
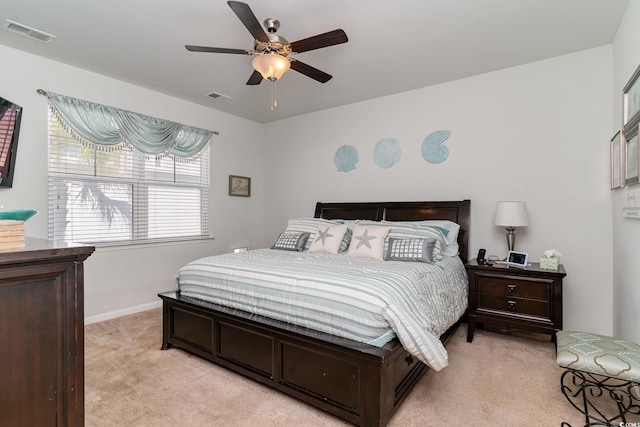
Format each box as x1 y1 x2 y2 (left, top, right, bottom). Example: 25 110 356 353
0 237 94 264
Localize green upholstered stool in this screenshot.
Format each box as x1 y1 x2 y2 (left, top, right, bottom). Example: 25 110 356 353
556 330 640 426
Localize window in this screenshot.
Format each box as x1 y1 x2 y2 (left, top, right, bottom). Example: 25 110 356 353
47 106 210 245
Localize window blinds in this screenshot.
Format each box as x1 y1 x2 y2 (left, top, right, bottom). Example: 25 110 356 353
46 97 211 245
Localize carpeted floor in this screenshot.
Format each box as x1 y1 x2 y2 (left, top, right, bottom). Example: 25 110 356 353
85 309 586 426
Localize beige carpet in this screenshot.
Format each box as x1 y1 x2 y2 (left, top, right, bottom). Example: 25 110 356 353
85 309 586 426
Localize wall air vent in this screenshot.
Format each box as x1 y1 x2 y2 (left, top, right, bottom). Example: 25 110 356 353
206 91 233 102
3 20 55 44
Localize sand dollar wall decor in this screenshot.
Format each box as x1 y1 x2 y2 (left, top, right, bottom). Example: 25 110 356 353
334 130 452 172
373 138 401 169
334 144 359 172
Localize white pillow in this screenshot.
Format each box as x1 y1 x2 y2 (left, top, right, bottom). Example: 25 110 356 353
347 225 391 260
308 224 349 254
285 218 351 252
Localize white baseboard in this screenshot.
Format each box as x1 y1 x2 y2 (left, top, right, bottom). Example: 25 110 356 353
84 300 162 325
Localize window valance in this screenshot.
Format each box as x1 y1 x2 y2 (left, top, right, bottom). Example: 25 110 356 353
39 90 215 159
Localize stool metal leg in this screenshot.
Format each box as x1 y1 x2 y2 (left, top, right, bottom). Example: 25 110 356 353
560 368 640 426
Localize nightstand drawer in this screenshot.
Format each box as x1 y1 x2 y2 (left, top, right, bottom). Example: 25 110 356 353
477 295 550 319
477 276 550 301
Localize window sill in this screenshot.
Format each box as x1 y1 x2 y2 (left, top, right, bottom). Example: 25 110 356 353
82 236 216 252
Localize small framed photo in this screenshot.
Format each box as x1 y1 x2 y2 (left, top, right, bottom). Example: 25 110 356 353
507 251 528 269
228 175 251 197
624 63 640 132
625 126 639 186
611 131 625 190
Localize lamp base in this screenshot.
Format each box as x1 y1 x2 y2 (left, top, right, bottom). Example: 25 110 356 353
505 227 516 251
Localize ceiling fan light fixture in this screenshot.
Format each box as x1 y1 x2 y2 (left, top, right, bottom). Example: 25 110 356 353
252 53 290 81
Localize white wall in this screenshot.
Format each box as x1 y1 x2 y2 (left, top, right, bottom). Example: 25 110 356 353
0 45 265 322
0 42 618 334
264 46 614 335
612 2 640 343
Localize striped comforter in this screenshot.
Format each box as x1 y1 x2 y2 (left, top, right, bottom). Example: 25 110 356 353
176 249 468 371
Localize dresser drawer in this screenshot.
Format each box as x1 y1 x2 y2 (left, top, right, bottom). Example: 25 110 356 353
477 294 551 319
477 276 550 301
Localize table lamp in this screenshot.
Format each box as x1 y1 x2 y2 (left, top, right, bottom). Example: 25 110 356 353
494 201 529 251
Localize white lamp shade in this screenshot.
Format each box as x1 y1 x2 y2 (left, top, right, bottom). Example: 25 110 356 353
494 201 529 227
252 53 290 80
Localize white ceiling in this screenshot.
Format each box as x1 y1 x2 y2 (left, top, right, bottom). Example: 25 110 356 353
0 0 629 123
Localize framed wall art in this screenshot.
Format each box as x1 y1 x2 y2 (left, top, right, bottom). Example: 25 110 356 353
228 175 251 197
624 63 640 132
611 131 624 190
625 125 639 186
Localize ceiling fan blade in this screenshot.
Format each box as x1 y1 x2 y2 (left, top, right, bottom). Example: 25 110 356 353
290 60 332 83
289 29 348 53
227 1 270 43
185 45 249 54
246 70 263 85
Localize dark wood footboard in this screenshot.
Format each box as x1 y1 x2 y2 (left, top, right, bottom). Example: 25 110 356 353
159 291 460 426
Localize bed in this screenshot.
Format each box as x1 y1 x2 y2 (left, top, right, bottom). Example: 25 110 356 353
159 200 470 426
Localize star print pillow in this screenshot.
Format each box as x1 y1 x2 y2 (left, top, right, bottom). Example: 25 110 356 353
347 225 391 260
307 224 349 254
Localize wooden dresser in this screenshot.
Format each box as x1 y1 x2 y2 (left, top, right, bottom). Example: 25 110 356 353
466 259 566 342
0 238 94 426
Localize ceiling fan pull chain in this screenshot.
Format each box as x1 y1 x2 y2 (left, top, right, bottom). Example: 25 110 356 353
270 79 278 112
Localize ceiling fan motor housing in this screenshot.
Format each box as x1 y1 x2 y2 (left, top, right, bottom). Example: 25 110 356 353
263 18 280 33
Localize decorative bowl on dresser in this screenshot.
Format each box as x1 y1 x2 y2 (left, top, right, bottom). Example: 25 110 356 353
465 259 566 342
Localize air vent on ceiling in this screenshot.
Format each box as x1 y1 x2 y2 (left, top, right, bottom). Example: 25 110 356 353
206 91 233 102
3 19 55 44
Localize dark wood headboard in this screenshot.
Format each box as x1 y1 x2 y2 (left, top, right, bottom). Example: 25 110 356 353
314 200 471 263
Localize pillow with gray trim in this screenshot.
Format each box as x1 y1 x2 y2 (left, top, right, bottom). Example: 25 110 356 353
271 232 310 251
285 218 351 252
347 225 391 260
308 224 349 254
385 237 436 263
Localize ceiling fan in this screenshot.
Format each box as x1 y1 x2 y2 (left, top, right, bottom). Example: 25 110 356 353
185 1 348 110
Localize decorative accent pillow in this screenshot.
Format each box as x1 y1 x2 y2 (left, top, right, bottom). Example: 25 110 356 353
307 224 348 254
385 238 436 263
271 232 310 251
384 220 460 256
347 225 391 260
357 220 447 260
284 218 351 252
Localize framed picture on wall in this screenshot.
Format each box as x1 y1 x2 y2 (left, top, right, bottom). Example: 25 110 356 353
228 175 251 197
625 125 639 185
624 63 640 132
611 131 624 190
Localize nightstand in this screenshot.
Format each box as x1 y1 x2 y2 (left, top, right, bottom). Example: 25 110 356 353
465 259 566 342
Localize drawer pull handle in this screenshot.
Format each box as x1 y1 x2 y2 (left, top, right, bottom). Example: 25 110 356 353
507 284 517 293
507 300 517 310
405 355 414 366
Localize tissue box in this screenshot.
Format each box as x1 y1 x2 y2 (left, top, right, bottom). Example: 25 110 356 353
540 256 559 271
